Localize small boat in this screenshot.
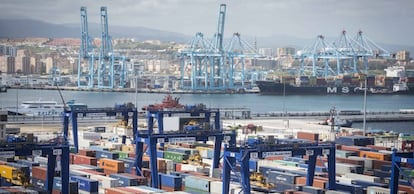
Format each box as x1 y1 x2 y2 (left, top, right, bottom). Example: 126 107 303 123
325 117 353 128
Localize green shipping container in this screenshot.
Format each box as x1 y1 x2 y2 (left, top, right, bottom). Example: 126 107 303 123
164 151 189 163
116 151 129 159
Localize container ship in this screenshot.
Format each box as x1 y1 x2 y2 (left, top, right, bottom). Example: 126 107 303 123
256 75 414 95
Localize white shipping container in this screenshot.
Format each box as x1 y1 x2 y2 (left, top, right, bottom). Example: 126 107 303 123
335 163 359 175
163 158 175 171
366 186 408 194
344 173 380 183
325 190 352 194
258 159 307 172
81 131 101 141
33 156 48 166
163 117 180 132
336 176 353 185
89 174 119 189
180 164 201 172
348 156 373 169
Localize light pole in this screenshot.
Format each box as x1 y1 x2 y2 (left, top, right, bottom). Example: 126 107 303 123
363 77 367 136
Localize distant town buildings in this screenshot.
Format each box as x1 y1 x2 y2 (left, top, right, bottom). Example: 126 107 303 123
277 47 295 57
396 50 410 61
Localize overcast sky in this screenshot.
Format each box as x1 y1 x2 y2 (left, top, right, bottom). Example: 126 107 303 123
1 0 414 45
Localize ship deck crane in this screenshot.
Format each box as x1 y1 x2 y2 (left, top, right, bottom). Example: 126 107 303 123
390 150 414 194
133 107 236 188
0 137 70 194
222 142 337 194
62 105 138 153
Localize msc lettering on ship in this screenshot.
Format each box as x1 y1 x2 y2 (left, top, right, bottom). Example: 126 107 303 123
327 87 350 94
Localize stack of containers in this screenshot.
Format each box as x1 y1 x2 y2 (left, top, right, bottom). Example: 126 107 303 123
72 154 97 166
98 158 125 175
89 174 119 190
183 175 217 194
110 173 147 186
31 166 47 189
267 171 300 192
70 176 99 194
95 150 119 160
52 177 79 194
159 173 183 191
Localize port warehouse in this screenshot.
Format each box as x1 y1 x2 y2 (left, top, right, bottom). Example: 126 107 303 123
1 105 414 194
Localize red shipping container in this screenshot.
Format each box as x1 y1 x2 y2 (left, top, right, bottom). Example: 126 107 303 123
32 166 47 180
73 154 97 166
69 153 74 164
117 187 146 194
297 131 319 142
80 169 106 176
78 149 96 157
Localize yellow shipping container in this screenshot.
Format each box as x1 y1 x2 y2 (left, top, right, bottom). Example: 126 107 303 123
0 165 17 180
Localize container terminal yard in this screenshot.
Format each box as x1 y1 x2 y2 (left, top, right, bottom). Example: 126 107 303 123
0 95 413 194
1 2 414 194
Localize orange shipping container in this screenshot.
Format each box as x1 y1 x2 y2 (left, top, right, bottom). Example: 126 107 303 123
359 151 391 161
99 158 125 173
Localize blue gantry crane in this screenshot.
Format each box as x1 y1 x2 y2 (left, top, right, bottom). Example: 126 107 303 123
296 30 391 77
133 106 236 188
390 150 414 194
225 32 262 89
78 6 97 88
98 6 114 89
0 135 70 194
180 4 229 91
62 104 138 153
78 6 128 89
221 142 337 194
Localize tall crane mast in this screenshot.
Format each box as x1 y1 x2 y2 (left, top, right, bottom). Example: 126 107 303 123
215 4 226 52
100 7 112 58
78 6 95 88
98 6 114 88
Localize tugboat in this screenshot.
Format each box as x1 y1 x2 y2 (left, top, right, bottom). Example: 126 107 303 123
142 95 185 111
320 107 353 128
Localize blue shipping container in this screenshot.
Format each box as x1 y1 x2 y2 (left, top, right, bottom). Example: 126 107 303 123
267 171 299 185
31 177 46 188
95 150 119 159
109 173 140 186
53 177 79 193
16 160 40 169
159 173 182 189
70 176 99 192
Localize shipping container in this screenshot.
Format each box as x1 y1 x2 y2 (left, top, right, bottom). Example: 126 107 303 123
164 151 189 163
359 151 391 161
159 173 182 190
184 175 210 192
78 149 97 157
89 174 119 189
96 150 119 160
70 176 99 193
109 173 146 186
31 166 47 180
73 154 98 166
99 158 125 173
53 177 79 193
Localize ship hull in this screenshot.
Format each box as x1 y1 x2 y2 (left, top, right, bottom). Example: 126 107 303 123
256 81 414 95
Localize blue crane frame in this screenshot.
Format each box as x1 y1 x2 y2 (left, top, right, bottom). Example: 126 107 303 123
0 141 70 194
222 142 337 194
390 151 414 194
62 106 138 153
133 108 236 188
